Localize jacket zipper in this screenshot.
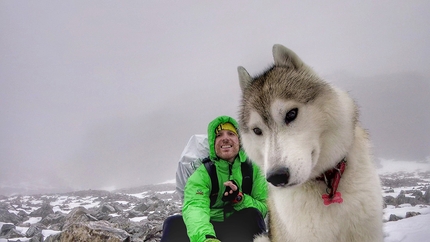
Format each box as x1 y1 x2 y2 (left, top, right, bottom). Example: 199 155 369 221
223 162 234 220
229 162 233 178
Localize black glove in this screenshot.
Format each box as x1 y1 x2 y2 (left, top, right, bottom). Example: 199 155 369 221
222 180 240 202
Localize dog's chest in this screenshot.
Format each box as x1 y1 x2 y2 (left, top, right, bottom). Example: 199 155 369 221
270 182 348 220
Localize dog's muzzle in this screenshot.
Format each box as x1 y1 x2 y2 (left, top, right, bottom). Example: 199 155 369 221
266 167 290 187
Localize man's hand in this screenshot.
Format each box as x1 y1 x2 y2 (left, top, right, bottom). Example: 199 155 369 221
204 239 221 242
222 180 242 203
223 180 238 196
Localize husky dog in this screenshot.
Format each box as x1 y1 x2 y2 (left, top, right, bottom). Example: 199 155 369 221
237 44 383 242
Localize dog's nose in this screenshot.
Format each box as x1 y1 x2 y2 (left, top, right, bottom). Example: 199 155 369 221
267 167 290 187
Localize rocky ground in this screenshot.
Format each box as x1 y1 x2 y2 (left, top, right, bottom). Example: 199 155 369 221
0 172 429 242
379 171 430 220
0 183 180 242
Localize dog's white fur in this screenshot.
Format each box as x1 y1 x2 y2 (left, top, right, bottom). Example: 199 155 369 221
238 44 383 242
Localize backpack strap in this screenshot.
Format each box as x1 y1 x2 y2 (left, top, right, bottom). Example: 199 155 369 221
203 157 219 207
203 157 254 207
241 159 253 195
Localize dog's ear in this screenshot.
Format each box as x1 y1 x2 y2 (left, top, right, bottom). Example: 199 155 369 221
273 44 305 70
237 66 252 92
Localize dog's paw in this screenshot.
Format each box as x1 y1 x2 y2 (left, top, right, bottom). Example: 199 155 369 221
253 234 270 242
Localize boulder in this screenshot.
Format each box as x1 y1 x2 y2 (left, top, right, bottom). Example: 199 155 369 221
424 186 430 203
388 214 400 221
0 209 21 225
54 220 130 242
100 203 116 213
25 224 45 242
383 196 396 206
133 202 149 213
29 232 44 242
29 203 54 219
405 211 421 218
25 223 42 237
0 223 15 236
39 212 66 227
0 223 26 239
62 206 98 230
395 190 418 206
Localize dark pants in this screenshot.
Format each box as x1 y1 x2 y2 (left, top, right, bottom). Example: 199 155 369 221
160 208 266 242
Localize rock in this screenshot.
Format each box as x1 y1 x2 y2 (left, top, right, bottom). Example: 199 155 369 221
147 211 166 222
395 190 418 206
0 223 15 236
29 232 44 242
0 223 26 239
100 203 116 213
144 197 164 211
18 209 28 218
0 202 13 210
133 202 149 212
405 211 421 218
48 222 63 231
138 222 163 241
112 203 126 213
29 202 54 219
388 214 400 221
39 212 66 228
92 211 112 221
44 231 63 242
29 233 43 242
383 196 396 206
125 209 145 219
424 186 430 203
25 224 45 242
63 206 98 229
0 209 21 225
384 188 395 193
411 190 423 198
55 220 131 242
380 173 427 187
25 223 42 237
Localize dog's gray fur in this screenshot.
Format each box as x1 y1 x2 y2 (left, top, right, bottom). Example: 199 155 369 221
237 44 383 242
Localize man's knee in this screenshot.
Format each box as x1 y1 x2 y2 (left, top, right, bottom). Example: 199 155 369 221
230 208 266 232
237 208 264 221
163 214 184 230
161 214 189 242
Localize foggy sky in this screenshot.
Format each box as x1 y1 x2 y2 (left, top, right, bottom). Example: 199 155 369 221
1 1 429 195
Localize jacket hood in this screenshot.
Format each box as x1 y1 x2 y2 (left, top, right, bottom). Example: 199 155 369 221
207 116 247 162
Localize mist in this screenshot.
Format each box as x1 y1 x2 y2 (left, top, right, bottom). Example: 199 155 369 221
1 1 429 195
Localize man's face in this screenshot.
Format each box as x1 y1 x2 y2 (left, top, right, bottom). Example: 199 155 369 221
215 129 240 163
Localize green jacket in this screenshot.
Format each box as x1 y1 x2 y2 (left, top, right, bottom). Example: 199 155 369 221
182 116 268 242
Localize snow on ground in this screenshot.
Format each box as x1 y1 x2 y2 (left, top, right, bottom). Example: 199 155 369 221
159 179 175 184
0 159 429 241
22 217 41 224
129 191 149 199
384 213 430 242
384 204 430 221
378 159 430 242
0 225 60 242
130 216 148 222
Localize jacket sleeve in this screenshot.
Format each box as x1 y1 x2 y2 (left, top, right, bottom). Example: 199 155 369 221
182 166 216 242
232 163 268 217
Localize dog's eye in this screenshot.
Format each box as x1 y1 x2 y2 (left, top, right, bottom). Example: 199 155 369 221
253 128 262 136
285 108 298 124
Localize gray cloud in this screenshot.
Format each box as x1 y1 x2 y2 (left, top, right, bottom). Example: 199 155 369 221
328 72 430 161
1 1 429 195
